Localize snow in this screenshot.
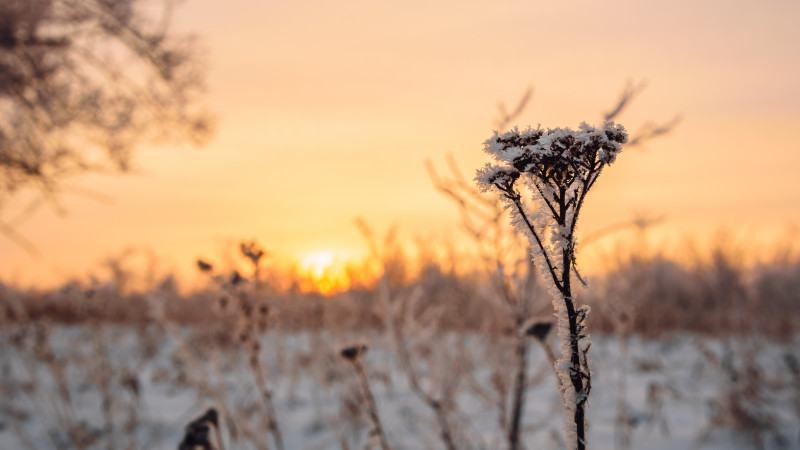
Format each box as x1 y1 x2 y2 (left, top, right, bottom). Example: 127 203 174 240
1 326 797 449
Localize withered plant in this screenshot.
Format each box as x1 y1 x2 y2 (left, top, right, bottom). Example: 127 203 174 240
427 80 677 448
428 100 554 450
694 340 791 449
178 407 224 450
199 258 284 450
476 121 629 449
340 344 391 450
357 219 469 449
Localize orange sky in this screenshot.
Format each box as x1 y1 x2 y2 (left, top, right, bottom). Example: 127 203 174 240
1 0 799 288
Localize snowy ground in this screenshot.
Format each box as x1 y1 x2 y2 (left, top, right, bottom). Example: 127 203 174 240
1 325 798 449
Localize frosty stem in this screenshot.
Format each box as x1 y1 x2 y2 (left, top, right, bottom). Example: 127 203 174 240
497 174 596 450
554 193 592 450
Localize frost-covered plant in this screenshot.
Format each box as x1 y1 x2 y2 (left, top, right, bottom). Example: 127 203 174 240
476 121 628 449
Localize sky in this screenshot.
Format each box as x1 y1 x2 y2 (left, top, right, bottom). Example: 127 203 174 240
1 0 799 288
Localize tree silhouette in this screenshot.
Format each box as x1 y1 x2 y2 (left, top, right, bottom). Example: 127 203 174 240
0 0 212 248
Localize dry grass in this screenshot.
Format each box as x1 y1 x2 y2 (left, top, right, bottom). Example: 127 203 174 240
2 238 798 342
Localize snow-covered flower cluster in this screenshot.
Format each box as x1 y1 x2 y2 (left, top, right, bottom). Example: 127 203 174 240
476 122 627 193
475 121 628 450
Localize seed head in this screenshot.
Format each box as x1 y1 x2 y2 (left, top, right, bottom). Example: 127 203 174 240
480 122 628 192
240 240 267 266
525 321 553 341
196 259 213 273
340 344 368 362
230 270 245 286
199 407 219 427
178 422 211 450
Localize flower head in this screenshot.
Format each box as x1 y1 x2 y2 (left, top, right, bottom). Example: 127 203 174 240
475 163 520 192
482 122 628 190
340 344 368 362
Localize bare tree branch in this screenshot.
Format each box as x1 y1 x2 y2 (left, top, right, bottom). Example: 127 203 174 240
604 79 648 122
0 0 213 247
496 86 533 131
628 115 683 147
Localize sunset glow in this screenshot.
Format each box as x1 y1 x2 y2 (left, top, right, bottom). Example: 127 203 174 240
297 251 353 295
0 0 798 288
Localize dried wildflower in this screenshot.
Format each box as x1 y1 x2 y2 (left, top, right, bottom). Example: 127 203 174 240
230 270 244 286
476 121 628 450
178 407 224 450
240 241 267 266
339 342 390 450
525 321 553 341
196 259 213 272
477 122 627 193
198 408 219 427
178 421 211 450
341 344 368 362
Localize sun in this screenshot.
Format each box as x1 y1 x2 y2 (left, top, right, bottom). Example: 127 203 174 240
302 251 335 277
298 250 352 295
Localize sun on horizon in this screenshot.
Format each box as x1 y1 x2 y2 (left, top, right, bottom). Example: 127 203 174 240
296 250 355 295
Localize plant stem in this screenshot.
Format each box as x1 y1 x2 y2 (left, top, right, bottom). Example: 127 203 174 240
353 360 391 450
249 343 282 450
559 183 589 450
508 324 530 450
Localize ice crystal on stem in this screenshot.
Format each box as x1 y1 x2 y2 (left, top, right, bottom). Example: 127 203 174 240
476 121 628 450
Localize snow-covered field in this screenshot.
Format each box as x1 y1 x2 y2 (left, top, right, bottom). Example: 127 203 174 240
1 325 798 449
